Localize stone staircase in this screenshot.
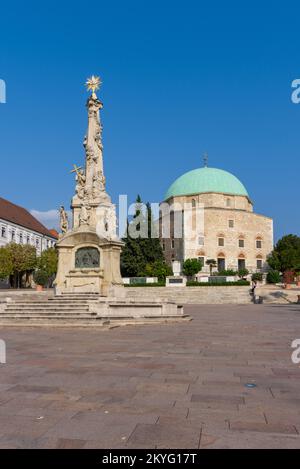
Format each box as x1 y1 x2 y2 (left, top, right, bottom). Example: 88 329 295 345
0 292 190 327
0 293 110 327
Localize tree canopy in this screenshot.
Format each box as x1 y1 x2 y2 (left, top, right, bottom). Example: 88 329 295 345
0 247 13 279
268 234 300 273
183 258 202 277
121 195 168 278
0 244 58 288
38 247 58 277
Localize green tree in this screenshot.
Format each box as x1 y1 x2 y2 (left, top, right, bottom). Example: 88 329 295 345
120 231 145 277
183 258 202 278
268 235 300 273
206 258 217 276
121 196 165 277
33 269 49 287
143 260 172 281
5 243 37 288
38 248 58 277
0 247 13 279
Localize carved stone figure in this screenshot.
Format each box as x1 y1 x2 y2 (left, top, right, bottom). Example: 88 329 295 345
59 206 68 233
79 202 91 226
76 170 86 199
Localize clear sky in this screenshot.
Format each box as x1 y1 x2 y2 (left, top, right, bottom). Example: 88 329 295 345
1 0 300 239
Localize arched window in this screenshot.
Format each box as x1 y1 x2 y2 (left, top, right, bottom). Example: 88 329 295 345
218 234 225 247
256 236 263 249
217 253 226 272
238 253 246 270
192 198 196 208
238 236 245 248
256 254 263 270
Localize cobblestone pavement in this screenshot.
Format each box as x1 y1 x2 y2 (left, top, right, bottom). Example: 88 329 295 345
0 304 300 449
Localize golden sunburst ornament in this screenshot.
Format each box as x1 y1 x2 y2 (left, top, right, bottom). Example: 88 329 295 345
86 75 102 97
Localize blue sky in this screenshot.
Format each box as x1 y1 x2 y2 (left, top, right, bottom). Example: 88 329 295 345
0 0 300 239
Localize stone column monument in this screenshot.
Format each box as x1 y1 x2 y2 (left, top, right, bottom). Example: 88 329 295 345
54 76 124 296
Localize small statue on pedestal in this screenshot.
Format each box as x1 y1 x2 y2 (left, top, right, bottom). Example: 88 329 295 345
59 206 69 234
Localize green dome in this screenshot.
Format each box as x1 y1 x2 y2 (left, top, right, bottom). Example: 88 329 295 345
165 167 249 200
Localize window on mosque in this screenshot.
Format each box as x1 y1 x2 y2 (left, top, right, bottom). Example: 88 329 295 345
238 259 246 270
228 220 234 228
198 237 204 246
257 259 263 270
226 198 232 207
256 240 262 249
218 238 224 247
239 239 245 248
218 258 225 271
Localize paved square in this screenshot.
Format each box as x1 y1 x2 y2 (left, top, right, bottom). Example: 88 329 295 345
0 304 300 448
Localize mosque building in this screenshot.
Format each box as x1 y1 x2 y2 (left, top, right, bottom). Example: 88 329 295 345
160 161 273 274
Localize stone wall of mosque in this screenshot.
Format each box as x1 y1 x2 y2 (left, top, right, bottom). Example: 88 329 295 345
160 193 273 273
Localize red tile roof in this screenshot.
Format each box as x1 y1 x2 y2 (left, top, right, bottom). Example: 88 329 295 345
0 197 57 239
48 229 59 239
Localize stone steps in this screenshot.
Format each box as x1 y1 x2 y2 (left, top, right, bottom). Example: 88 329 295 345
0 292 189 327
0 318 110 327
1 312 96 317
5 305 90 311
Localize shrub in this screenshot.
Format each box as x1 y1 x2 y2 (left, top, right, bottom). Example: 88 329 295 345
218 269 237 276
252 273 263 282
124 282 166 287
283 270 295 285
182 258 202 277
33 270 49 287
238 268 249 279
186 280 250 287
267 270 281 284
143 260 172 281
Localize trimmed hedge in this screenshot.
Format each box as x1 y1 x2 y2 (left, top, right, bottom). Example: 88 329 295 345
124 281 250 287
186 280 250 287
124 282 166 287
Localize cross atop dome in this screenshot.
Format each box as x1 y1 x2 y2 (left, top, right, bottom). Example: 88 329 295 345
203 152 208 167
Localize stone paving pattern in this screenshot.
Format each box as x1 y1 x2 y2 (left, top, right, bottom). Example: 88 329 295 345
0 304 300 448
